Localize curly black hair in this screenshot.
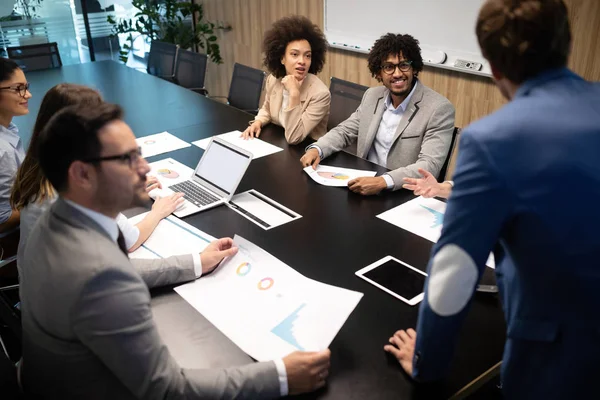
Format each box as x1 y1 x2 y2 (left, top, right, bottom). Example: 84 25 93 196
262 15 328 79
367 33 424 80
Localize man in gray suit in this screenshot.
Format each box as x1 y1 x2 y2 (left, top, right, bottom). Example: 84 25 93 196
301 33 455 195
20 103 330 399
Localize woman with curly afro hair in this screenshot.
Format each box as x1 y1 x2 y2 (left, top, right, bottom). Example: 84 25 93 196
242 15 330 145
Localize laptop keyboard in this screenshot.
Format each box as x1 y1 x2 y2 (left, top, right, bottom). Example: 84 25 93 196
169 181 220 207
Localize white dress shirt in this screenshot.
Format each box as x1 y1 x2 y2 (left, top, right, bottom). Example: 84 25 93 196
0 122 24 224
64 199 288 394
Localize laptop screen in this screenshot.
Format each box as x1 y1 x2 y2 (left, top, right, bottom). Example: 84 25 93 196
194 140 251 195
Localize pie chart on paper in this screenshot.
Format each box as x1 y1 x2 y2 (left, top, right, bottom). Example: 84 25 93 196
157 168 180 179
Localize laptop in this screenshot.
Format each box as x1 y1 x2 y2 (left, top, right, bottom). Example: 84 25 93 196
163 137 253 218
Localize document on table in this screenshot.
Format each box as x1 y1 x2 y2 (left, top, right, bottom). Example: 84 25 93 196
377 197 495 268
174 235 363 361
192 130 283 159
303 165 377 187
229 189 301 230
128 213 216 259
147 158 194 187
137 131 191 158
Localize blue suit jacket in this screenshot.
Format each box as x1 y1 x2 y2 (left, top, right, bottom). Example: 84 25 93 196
413 68 600 399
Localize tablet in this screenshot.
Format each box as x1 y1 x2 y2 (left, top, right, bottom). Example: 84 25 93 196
355 256 427 306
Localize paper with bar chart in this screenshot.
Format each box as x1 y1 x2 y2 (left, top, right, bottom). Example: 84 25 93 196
377 197 495 268
174 235 363 361
303 165 377 187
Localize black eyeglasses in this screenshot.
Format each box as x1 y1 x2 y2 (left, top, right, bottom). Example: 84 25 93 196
381 61 413 75
83 147 143 169
0 83 30 98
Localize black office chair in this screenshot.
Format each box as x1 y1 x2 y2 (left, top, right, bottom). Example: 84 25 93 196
438 127 461 181
147 40 179 81
328 77 369 131
173 49 208 95
213 63 266 115
7 42 62 72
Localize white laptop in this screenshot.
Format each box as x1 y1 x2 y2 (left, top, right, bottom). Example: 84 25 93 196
162 137 253 217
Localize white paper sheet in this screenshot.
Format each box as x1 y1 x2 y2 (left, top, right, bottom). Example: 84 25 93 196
137 131 191 158
174 235 363 361
303 165 377 187
229 190 301 230
192 130 283 159
377 197 495 268
147 158 195 187
129 213 216 259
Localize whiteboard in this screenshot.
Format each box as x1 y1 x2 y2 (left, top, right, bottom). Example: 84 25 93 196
324 0 491 77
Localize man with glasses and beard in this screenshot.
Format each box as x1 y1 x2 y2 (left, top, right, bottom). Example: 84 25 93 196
19 103 331 399
300 33 455 196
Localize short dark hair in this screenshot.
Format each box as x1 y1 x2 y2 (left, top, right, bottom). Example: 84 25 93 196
262 15 328 79
367 33 424 79
38 103 123 192
476 0 571 83
0 58 21 82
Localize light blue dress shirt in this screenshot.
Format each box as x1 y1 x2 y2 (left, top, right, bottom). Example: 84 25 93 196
0 123 25 224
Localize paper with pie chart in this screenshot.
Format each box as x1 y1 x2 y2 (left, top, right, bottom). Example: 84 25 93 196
137 131 191 158
304 165 377 187
174 235 363 361
377 197 495 268
147 158 194 187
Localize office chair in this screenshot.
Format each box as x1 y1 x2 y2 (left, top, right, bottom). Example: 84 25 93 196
7 42 62 72
212 63 266 115
173 49 208 95
147 40 179 81
328 77 369 131
438 127 461 181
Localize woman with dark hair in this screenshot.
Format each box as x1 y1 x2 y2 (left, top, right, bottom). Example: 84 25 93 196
0 58 32 233
242 15 331 145
10 83 184 266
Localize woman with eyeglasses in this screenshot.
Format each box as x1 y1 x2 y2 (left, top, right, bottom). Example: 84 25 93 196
241 15 330 145
10 83 184 267
0 58 32 233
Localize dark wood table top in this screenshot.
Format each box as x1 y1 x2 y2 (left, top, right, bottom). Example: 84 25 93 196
19 61 506 399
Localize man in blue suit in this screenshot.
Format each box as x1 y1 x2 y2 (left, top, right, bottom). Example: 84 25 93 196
384 0 600 399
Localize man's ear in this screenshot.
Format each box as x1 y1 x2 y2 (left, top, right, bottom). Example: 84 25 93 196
68 160 95 191
490 63 503 82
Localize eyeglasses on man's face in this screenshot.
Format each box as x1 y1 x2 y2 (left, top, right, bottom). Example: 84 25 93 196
381 61 413 75
0 82 31 98
83 147 143 169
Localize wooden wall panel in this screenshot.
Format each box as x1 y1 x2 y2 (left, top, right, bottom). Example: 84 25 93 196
200 0 599 129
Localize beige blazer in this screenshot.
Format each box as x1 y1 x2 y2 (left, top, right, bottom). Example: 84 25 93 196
254 73 330 144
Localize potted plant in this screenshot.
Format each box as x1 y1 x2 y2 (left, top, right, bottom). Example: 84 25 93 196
3 0 49 47
107 0 224 64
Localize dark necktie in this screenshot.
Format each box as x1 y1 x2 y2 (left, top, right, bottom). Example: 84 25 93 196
117 229 128 255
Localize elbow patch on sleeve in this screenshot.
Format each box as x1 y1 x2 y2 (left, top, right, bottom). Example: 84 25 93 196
427 244 478 316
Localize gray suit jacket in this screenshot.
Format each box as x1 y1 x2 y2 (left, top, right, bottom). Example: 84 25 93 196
315 81 455 190
20 198 281 399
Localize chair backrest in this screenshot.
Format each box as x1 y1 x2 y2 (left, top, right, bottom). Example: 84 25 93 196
173 49 208 90
439 127 461 181
147 41 178 78
328 77 369 131
227 63 266 114
6 42 62 72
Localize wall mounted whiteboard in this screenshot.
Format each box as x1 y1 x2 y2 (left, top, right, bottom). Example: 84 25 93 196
324 0 491 77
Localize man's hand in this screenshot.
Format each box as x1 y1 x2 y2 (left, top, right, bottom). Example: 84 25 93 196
300 148 321 169
200 238 238 274
283 349 331 395
402 168 451 199
145 175 162 193
384 328 416 376
241 121 262 140
348 176 387 195
150 192 184 219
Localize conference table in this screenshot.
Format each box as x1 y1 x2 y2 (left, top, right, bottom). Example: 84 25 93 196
20 61 506 399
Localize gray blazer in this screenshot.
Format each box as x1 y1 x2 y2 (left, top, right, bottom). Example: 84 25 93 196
20 198 280 399
315 82 455 190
